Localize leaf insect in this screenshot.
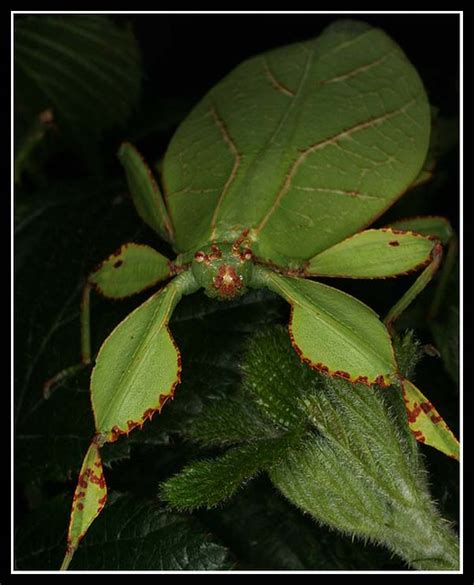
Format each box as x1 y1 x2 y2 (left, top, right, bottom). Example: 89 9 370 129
46 21 459 569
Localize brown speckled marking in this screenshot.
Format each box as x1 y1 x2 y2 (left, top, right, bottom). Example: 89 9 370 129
113 259 123 268
412 429 426 443
209 244 222 260
389 240 399 247
420 402 434 414
354 375 369 386
334 370 351 380
143 408 155 422
374 375 391 388
213 264 243 298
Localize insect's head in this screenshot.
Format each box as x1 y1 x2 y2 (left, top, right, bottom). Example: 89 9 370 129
191 239 254 300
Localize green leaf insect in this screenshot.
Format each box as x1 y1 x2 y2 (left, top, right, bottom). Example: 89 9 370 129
48 20 459 569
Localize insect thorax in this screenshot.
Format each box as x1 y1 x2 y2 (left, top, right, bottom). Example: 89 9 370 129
191 241 254 300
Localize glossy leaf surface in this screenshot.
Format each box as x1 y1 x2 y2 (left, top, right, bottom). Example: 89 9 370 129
163 20 430 264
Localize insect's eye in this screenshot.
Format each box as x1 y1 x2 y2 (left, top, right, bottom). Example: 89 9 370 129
194 251 206 263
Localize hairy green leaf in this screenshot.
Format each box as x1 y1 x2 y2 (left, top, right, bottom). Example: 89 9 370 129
186 395 277 446
238 327 459 570
161 433 301 511
202 480 404 570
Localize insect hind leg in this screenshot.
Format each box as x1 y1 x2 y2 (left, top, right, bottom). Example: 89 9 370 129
43 283 93 398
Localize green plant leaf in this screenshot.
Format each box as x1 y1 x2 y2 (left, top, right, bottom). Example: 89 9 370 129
15 493 232 570
185 395 278 447
237 327 459 570
160 432 301 511
202 479 405 570
15 15 141 144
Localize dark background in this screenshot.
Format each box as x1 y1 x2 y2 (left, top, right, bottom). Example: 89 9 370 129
14 12 462 572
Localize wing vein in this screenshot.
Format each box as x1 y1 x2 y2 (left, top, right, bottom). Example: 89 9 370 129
209 105 242 240
254 99 416 235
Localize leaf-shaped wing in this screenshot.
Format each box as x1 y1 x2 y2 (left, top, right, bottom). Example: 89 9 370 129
255 267 397 386
163 20 430 264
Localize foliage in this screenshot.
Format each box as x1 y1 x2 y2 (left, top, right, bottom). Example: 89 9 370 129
161 327 459 570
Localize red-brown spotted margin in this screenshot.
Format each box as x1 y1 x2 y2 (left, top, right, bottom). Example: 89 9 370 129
287 305 392 388
104 325 182 443
64 439 108 562
400 377 459 460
